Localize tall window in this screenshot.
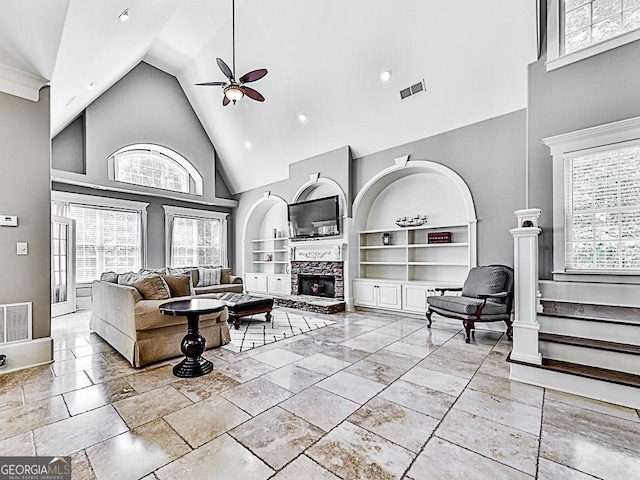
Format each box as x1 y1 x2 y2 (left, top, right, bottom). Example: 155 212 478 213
565 144 640 271
108 144 204 195
164 206 228 268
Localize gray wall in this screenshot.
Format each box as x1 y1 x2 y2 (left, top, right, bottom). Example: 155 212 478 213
528 40 640 278
233 110 527 271
0 88 51 339
52 61 233 201
52 182 232 270
52 115 84 173
353 110 526 267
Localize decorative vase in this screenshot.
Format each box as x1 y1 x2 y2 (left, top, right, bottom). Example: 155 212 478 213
382 232 391 245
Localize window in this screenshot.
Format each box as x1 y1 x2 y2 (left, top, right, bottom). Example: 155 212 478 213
108 144 204 195
543 115 640 281
163 206 228 268
565 144 640 271
547 0 640 70
52 192 149 283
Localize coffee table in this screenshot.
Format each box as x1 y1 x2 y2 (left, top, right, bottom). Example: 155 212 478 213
217 293 274 330
159 298 225 378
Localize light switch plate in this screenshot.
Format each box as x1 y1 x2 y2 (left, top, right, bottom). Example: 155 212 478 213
16 242 28 255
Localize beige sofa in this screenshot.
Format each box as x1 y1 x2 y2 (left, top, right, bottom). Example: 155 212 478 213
90 280 231 368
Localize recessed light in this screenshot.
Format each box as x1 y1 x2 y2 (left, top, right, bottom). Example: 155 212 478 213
244 141 252 149
380 68 392 82
118 9 130 22
86 82 94 91
298 112 308 124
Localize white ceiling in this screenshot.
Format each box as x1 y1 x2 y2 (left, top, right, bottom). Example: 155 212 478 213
0 0 537 194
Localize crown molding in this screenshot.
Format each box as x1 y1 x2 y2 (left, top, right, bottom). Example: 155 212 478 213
0 63 48 102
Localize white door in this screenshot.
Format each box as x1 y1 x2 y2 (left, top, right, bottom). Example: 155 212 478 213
354 281 377 307
377 283 402 310
51 216 76 317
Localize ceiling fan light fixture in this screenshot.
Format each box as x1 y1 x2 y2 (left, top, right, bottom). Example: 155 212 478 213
118 9 130 22
224 85 244 104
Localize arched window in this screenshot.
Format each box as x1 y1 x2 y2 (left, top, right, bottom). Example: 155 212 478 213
108 144 203 195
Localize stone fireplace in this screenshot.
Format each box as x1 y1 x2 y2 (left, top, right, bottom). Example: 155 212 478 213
298 274 336 298
291 261 344 300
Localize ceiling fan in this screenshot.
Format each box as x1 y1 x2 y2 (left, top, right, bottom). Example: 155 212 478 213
195 0 268 106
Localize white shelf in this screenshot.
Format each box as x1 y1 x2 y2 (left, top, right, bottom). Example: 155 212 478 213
361 261 407 266
252 237 289 243
253 249 288 253
359 224 467 235
408 243 469 248
360 245 407 250
407 262 468 266
252 261 289 264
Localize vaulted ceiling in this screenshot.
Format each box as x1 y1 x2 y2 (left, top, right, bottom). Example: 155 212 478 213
0 0 537 194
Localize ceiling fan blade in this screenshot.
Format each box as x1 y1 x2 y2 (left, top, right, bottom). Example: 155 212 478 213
223 95 230 106
239 68 268 84
217 58 234 80
195 81 226 86
242 86 265 102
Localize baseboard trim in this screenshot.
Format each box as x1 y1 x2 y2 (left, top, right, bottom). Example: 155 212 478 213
0 337 53 374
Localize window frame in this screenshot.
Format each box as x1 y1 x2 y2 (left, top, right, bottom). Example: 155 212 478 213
547 0 640 71
108 144 204 196
163 205 229 268
543 115 640 284
52 192 149 285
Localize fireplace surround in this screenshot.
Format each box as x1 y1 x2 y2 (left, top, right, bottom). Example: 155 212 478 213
291 261 344 300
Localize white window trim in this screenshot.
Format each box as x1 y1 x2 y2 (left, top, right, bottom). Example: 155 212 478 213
108 143 204 196
543 115 640 284
163 205 229 268
52 192 150 284
547 0 640 72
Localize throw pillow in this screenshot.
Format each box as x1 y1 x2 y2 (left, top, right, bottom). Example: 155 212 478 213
167 267 198 286
100 271 118 283
200 265 230 284
161 274 192 297
119 273 171 300
197 267 221 287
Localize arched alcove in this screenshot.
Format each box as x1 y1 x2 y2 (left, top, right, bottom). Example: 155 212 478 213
350 159 477 313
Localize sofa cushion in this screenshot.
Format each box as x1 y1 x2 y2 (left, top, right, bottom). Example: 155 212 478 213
119 273 171 300
427 295 507 316
160 274 192 297
197 267 221 287
167 267 198 286
100 271 119 283
194 283 243 294
461 266 508 299
139 268 166 275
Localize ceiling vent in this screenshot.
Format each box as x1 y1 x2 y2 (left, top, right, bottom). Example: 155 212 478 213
399 80 426 100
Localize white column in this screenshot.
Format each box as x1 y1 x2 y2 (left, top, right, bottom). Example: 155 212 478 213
509 209 542 365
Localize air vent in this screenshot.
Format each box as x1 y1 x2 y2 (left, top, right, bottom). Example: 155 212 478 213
399 80 426 100
0 302 32 344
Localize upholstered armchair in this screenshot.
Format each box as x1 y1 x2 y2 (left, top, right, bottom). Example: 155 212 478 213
426 265 514 343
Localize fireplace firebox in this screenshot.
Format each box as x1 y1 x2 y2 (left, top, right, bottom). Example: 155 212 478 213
298 275 336 298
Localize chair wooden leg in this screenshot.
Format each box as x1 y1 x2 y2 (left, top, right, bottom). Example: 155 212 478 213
505 319 513 341
463 320 473 343
426 310 433 328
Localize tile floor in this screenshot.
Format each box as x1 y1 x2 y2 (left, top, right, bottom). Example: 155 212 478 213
1 308 640 479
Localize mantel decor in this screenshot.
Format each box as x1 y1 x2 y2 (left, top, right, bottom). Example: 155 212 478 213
395 215 427 228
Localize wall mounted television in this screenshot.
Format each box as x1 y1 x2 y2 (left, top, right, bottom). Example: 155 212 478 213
288 195 340 240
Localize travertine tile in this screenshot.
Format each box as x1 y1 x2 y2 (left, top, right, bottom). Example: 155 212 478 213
51 354 109 377
69 450 97 480
545 389 640 423
164 394 250 448
171 371 239 403
220 377 294 416
1 396 69 441
23 371 92 403
87 419 190 480
405 437 532 480
114 385 191 429
280 386 360 431
400 365 469 396
349 397 438 453
0 432 34 456
34 405 128 456
63 377 137 416
341 330 397 352
417 355 479 379
0 364 53 389
216 357 275 383
230 406 323 470
345 358 404 385
71 341 115 358
270 455 340 479
540 424 640 480
429 344 489 364
0 385 24 413
316 371 385 404
454 389 541 436
155 434 273 480
537 457 599 480
379 380 457 420
294 353 351 375
467 372 544 408
262 364 325 393
318 344 370 363
307 421 415 480
53 349 75 362
85 362 138 384
374 321 423 338
383 341 433 358
365 349 420 371
437 408 538 475
124 364 180 394
252 348 305 368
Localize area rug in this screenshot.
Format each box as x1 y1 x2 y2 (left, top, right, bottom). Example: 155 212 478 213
223 308 335 353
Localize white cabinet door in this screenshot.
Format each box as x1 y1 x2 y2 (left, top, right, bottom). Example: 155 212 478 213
246 273 267 293
354 281 377 307
377 283 402 310
267 275 291 294
403 285 430 313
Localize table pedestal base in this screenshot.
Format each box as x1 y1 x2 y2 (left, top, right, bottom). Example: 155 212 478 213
173 356 213 378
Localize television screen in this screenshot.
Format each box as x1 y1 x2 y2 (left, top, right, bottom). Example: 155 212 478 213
288 195 340 239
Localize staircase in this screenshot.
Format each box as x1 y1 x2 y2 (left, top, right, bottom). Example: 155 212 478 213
509 300 640 409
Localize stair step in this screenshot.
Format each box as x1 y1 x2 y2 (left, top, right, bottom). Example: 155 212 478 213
538 333 640 356
540 300 640 326
508 354 640 389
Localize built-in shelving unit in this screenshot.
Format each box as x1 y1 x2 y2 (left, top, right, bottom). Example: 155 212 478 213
251 237 289 274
